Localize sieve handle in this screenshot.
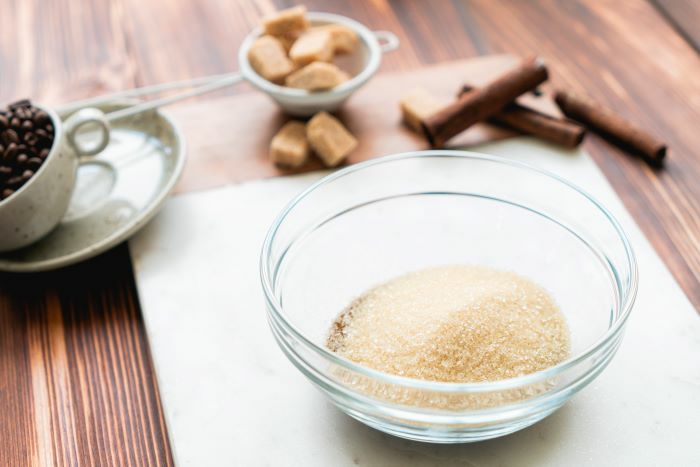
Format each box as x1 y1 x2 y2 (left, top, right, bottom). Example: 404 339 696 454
104 73 244 122
374 31 400 53
64 107 111 158
56 72 238 115
63 73 245 158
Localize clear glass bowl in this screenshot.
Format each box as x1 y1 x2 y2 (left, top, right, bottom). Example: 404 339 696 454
260 151 637 443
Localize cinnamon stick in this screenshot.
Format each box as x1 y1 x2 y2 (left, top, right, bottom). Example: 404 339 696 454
421 56 548 147
555 90 667 165
459 85 585 148
495 105 585 148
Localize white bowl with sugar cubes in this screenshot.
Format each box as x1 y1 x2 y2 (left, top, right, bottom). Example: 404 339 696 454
239 6 399 116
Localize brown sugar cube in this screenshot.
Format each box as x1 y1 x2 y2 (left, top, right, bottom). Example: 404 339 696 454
285 62 350 91
262 6 309 37
248 35 295 83
307 112 358 167
315 24 358 53
289 29 334 66
277 32 299 52
270 121 309 168
400 88 444 133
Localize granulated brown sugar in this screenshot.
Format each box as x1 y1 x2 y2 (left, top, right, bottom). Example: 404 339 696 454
327 265 570 383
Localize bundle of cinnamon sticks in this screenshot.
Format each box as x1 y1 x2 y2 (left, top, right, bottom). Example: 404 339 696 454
414 56 667 166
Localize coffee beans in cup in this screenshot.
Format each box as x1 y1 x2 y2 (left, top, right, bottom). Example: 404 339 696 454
0 99 55 201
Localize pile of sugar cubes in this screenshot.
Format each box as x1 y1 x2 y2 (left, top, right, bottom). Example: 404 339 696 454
255 6 359 168
270 111 357 168
249 6 357 91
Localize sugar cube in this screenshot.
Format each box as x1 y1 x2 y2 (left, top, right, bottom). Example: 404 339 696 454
307 112 357 167
262 6 309 37
270 121 309 167
289 29 334 66
399 88 444 133
315 24 358 53
248 35 295 83
285 62 350 91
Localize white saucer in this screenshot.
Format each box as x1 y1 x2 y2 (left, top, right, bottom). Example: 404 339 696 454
0 102 186 272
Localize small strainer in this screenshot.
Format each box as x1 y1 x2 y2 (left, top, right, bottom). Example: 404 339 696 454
239 12 399 116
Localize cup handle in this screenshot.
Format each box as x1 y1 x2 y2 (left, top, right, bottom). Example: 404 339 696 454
373 31 400 53
64 107 111 159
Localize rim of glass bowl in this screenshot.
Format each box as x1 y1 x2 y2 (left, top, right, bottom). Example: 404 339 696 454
260 150 639 393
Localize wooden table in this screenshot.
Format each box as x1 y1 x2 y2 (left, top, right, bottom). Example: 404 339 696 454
1 1 699 465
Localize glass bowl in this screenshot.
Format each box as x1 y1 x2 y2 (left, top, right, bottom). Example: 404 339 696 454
260 151 637 443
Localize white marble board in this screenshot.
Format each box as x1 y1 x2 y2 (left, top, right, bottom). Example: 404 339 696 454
130 138 700 466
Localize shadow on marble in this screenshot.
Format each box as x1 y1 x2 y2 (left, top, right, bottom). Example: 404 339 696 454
327 400 576 467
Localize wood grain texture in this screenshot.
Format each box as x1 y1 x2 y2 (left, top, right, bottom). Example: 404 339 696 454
0 0 136 104
0 245 173 467
2 0 700 465
653 0 700 53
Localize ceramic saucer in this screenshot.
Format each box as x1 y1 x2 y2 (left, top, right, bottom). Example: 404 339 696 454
0 102 185 272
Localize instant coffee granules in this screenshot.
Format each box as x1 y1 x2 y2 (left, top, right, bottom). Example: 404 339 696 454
327 265 570 383
0 99 55 201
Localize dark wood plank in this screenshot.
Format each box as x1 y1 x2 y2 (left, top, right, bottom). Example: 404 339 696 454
0 245 173 467
652 0 700 53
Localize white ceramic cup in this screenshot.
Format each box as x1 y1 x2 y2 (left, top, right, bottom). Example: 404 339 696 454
0 106 108 252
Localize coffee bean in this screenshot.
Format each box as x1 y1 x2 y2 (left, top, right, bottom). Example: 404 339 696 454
26 157 42 169
10 130 22 144
2 129 19 145
23 132 38 146
0 100 48 196
3 143 17 161
35 129 52 145
9 99 31 109
37 136 52 149
5 175 23 187
33 110 50 126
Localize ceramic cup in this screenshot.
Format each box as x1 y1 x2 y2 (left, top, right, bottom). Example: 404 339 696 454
0 106 109 252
